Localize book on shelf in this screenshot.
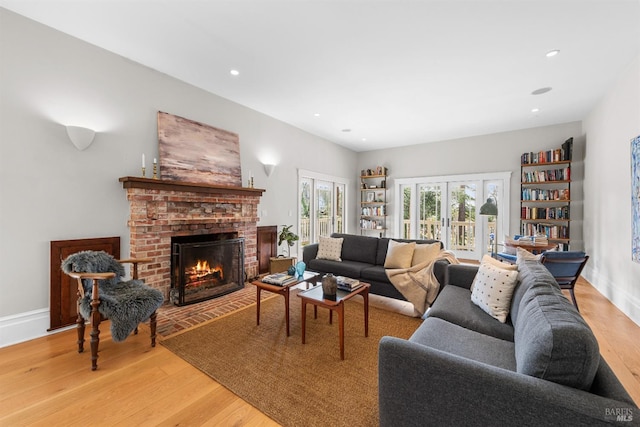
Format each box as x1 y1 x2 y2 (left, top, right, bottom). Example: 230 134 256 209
521 188 570 201
520 137 573 164
336 276 362 291
262 273 297 286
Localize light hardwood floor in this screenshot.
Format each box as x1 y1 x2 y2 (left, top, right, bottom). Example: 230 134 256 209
1 278 638 426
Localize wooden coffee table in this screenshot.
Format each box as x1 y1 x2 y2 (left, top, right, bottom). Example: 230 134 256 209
297 283 370 360
251 271 321 336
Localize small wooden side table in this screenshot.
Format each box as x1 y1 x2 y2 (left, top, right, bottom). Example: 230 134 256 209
251 271 320 336
297 283 370 360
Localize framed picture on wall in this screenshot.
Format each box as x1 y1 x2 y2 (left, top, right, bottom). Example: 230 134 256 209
632 135 640 264
157 111 242 186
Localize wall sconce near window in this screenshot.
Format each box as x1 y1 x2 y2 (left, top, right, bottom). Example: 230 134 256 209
66 125 96 151
263 163 276 177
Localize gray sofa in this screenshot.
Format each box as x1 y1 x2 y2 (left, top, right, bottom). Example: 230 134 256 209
379 258 638 426
302 233 448 301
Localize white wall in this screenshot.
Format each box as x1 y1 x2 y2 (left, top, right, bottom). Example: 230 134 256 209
582 54 640 326
358 122 583 246
0 10 356 345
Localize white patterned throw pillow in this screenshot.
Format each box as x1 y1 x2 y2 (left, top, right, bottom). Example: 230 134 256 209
316 236 344 261
470 257 519 323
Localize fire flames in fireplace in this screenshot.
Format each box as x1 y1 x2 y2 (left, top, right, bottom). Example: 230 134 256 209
171 233 245 306
186 260 224 286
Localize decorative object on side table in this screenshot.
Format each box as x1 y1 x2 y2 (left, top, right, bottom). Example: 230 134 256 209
295 261 306 278
321 273 337 299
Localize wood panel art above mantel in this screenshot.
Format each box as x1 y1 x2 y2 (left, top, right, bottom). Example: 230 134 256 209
119 176 265 196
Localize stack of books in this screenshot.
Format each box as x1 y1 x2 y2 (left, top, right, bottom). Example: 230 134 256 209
262 273 297 286
336 276 362 291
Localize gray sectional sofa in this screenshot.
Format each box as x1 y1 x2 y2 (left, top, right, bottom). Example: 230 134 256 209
379 257 638 426
302 233 449 300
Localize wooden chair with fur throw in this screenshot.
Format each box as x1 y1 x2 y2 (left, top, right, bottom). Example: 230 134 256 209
61 250 164 370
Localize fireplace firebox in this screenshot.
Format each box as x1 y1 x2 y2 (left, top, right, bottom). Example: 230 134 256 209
170 233 245 306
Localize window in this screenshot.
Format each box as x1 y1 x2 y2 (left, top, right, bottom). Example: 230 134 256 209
298 170 348 252
396 172 510 260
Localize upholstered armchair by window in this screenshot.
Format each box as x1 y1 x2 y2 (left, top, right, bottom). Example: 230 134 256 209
61 250 164 370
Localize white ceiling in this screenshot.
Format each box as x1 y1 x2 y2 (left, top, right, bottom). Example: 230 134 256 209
2 0 639 152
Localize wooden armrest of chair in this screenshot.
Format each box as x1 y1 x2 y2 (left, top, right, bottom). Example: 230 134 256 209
67 272 116 280
67 272 116 299
117 258 152 280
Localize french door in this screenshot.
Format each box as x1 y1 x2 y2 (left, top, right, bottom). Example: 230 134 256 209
298 170 347 252
396 173 510 260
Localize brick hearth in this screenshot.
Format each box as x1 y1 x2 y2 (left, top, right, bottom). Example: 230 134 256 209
120 177 265 301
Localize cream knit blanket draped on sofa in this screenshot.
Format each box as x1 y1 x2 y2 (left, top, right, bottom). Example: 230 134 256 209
386 250 459 316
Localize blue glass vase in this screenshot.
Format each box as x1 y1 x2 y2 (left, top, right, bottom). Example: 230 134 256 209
295 261 306 278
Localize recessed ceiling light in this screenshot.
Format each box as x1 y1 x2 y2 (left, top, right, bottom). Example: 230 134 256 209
342 129 351 133
546 50 560 58
230 69 240 76
531 108 540 113
314 113 320 117
531 87 552 95
362 138 367 142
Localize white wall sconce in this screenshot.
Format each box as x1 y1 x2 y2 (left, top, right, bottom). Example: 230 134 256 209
263 163 276 177
66 125 96 151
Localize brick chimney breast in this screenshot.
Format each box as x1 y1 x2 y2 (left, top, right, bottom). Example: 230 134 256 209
120 177 265 300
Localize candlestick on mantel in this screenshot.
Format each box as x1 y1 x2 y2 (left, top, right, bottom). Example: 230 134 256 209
141 154 146 177
152 158 158 179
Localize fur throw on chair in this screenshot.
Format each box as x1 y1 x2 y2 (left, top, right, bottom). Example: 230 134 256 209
61 250 164 342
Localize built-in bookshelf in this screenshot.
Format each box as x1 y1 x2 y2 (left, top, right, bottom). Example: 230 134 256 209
360 166 388 237
520 138 572 251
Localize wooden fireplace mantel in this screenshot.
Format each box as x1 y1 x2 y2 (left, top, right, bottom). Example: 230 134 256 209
119 176 265 196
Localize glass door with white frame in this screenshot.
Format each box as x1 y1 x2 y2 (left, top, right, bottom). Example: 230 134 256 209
482 181 503 256
395 172 510 261
419 183 444 241
335 183 345 234
315 180 333 240
400 182 446 242
299 177 312 247
447 181 480 259
298 171 348 251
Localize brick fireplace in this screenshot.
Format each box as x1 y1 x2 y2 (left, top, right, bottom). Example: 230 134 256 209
119 176 264 301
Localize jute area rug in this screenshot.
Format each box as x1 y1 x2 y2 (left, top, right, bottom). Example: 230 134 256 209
161 290 422 427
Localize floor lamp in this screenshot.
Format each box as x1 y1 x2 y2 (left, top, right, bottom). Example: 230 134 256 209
480 197 498 256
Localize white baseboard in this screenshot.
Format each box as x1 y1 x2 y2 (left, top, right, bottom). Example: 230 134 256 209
583 267 640 327
0 308 66 348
